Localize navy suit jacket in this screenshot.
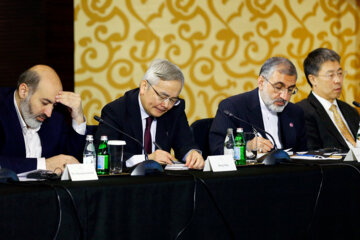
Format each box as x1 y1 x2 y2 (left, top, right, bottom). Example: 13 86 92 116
0 91 86 173
95 88 198 162
209 88 307 155
297 92 359 151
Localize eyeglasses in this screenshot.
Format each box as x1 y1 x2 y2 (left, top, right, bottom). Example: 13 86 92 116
317 70 347 81
146 80 180 106
262 76 298 95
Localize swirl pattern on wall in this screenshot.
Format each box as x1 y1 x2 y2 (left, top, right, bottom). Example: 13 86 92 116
74 0 360 124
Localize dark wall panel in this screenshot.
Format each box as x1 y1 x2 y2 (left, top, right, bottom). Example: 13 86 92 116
0 0 73 91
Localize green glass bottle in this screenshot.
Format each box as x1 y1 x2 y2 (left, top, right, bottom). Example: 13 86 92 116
97 135 109 175
234 128 246 165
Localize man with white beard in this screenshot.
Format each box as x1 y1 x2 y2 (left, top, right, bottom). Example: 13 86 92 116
209 57 307 155
0 65 86 173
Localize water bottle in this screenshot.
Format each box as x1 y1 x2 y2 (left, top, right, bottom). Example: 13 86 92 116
224 128 235 158
234 128 246 165
356 122 360 148
83 135 96 169
97 135 109 175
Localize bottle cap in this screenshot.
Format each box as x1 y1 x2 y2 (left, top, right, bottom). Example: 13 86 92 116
100 135 108 141
237 128 243 133
227 128 233 133
86 135 94 140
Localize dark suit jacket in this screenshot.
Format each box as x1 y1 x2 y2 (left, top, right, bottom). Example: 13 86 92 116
95 88 198 162
0 91 86 173
209 88 307 155
297 92 359 151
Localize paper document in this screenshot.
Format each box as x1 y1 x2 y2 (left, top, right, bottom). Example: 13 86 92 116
290 154 342 160
165 163 189 170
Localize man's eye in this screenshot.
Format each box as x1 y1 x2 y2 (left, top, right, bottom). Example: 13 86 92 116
327 73 335 79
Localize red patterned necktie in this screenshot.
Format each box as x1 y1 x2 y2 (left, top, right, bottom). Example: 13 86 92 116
144 116 154 154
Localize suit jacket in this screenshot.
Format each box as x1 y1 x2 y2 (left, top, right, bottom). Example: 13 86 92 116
0 91 86 173
95 88 198 162
209 88 307 155
297 92 360 151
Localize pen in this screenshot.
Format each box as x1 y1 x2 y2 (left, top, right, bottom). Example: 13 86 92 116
153 141 176 164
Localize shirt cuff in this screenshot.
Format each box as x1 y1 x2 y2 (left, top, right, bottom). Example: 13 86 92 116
37 158 46 170
126 155 146 167
72 117 87 135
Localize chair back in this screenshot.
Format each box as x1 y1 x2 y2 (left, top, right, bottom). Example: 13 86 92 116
190 118 214 159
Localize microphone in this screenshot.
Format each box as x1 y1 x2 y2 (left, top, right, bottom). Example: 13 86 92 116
223 110 290 165
353 101 360 108
93 115 149 161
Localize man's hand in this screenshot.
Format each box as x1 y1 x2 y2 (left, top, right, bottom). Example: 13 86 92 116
55 91 85 124
253 136 273 153
148 150 175 165
46 154 79 172
185 150 204 169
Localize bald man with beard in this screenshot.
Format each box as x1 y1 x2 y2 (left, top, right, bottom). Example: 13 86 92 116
0 65 86 173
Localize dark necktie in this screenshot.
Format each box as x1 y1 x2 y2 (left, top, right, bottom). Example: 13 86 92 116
144 116 154 154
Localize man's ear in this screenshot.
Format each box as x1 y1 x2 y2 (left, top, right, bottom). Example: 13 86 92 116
139 80 147 95
258 76 265 91
308 74 317 88
18 83 30 99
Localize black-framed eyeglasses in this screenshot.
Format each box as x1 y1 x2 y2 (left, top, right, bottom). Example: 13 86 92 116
262 76 298 95
317 70 347 81
146 80 180 106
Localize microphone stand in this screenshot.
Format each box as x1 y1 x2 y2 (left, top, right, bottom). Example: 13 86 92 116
223 110 290 165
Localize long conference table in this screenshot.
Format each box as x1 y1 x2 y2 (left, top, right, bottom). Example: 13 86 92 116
1 161 360 240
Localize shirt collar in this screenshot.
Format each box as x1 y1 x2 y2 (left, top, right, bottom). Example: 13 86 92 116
312 91 338 111
13 91 41 133
138 94 150 121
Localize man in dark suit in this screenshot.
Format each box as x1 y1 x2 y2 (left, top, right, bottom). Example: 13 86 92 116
297 48 359 151
95 59 204 169
0 65 86 173
209 57 307 155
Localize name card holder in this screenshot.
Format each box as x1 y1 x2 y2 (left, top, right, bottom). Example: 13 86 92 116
61 164 98 181
344 147 360 162
203 155 237 172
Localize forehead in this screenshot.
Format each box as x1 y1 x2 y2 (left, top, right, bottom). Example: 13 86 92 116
270 71 297 86
153 80 182 96
319 60 341 73
32 78 62 101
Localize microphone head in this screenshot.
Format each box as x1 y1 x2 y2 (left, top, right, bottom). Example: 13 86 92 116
93 115 103 123
353 101 360 108
223 110 232 116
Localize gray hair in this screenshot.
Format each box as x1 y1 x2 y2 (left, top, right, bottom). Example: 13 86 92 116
259 57 298 80
17 69 40 94
142 59 184 89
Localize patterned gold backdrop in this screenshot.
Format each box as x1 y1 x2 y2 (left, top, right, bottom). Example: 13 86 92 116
74 0 360 125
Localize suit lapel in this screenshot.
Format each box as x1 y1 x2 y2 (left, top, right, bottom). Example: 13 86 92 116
337 100 358 136
126 89 144 153
155 115 170 152
278 109 296 148
247 89 265 136
308 93 347 147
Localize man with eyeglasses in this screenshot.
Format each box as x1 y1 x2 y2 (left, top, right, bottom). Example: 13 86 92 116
209 57 307 155
95 59 204 169
297 48 359 151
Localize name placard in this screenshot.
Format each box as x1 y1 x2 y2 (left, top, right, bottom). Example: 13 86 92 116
61 164 98 181
203 155 237 172
344 147 360 162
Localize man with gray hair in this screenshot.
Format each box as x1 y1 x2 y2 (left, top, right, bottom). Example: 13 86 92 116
297 48 359 151
209 57 307 155
96 59 204 169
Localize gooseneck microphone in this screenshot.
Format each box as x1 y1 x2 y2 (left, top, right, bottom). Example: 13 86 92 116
223 110 290 165
353 101 360 108
93 115 149 161
224 110 278 149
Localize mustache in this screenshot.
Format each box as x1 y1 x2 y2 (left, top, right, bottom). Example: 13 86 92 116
273 99 287 104
36 114 48 121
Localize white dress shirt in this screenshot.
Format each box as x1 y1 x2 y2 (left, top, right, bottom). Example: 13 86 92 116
312 92 354 149
13 92 86 170
258 91 282 149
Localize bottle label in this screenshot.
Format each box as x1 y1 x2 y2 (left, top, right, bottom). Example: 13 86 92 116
83 155 96 165
224 148 234 156
234 147 240 160
97 155 108 170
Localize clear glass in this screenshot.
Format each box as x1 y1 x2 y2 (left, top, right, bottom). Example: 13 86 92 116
108 140 126 174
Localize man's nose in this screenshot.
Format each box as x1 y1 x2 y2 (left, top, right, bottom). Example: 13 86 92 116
44 105 53 118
